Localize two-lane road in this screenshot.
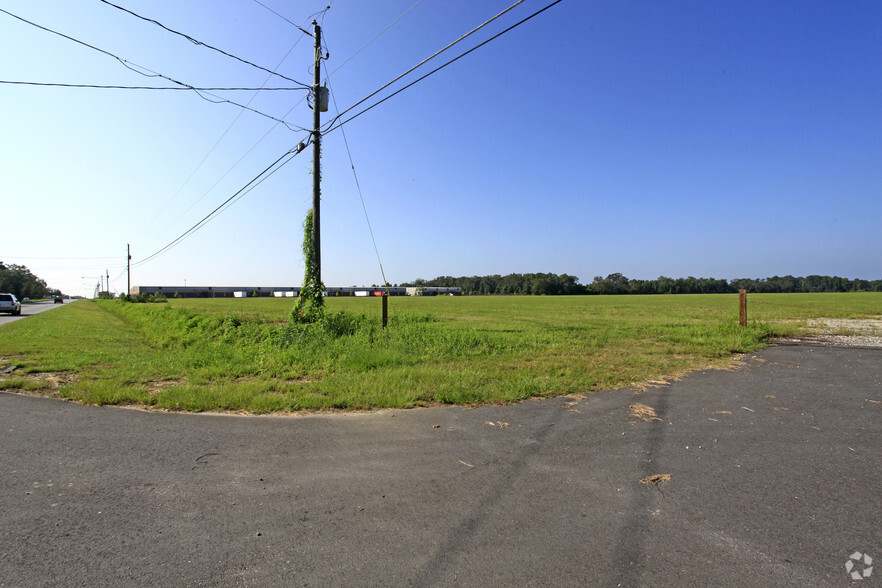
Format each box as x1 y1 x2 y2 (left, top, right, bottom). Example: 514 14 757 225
0 299 70 327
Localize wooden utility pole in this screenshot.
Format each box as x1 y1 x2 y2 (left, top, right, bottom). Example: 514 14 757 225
127 244 131 296
311 21 322 286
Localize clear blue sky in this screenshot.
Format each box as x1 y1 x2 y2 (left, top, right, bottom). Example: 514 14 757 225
1 0 880 297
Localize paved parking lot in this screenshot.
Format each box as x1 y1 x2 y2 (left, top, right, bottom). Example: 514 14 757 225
0 343 879 586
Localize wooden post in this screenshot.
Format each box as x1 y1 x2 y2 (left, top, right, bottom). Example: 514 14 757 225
739 289 747 327
382 294 388 328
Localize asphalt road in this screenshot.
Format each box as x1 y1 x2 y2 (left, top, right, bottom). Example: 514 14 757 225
0 343 879 587
0 300 67 327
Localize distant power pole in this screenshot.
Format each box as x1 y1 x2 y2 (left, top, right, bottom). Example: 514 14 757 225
311 20 322 286
127 244 131 296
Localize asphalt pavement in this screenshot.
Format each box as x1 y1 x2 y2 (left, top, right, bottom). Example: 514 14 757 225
0 343 879 587
0 300 66 327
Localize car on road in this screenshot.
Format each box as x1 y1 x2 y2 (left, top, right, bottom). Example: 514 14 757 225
54 296 64 304
0 293 22 315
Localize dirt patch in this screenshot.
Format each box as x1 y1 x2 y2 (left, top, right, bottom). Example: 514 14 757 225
145 378 186 394
0 370 78 393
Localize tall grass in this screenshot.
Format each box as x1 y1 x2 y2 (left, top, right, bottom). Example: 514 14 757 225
0 293 878 412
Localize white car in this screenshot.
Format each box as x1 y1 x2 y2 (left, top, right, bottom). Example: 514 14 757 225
0 293 22 315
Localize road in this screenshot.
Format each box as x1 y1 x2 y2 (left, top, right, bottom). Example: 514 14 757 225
0 299 68 327
0 343 879 586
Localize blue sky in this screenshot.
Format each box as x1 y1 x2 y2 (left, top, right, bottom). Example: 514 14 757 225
1 0 880 297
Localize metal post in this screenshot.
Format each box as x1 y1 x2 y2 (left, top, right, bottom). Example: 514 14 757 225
311 21 322 287
382 294 388 328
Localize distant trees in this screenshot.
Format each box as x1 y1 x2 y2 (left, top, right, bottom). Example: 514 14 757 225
403 273 585 296
402 272 882 295
728 274 882 293
0 262 58 299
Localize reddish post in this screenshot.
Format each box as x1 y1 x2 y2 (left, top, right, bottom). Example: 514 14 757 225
739 289 747 327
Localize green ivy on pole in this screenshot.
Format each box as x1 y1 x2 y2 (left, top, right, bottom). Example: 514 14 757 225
293 208 325 323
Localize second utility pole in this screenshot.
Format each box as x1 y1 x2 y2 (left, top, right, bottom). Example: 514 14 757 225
311 21 322 286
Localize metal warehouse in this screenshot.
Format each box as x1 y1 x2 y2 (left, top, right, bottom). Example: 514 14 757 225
129 286 460 298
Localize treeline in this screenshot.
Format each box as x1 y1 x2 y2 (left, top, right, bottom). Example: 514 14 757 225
0 262 60 299
405 273 583 295
596 273 882 294
402 273 882 295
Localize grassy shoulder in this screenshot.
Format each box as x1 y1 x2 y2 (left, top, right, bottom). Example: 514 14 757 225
0 293 877 413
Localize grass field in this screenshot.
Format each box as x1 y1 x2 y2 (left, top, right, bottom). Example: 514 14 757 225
0 293 878 412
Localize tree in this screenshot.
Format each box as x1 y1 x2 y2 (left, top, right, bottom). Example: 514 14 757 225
0 262 52 299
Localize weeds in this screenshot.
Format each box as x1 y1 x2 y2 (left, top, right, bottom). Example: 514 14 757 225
1 293 878 412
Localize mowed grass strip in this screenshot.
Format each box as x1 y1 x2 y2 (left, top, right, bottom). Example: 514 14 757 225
0 293 878 413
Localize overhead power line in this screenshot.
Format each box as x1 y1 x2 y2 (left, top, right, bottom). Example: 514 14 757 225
325 76 388 288
323 0 526 130
0 8 307 131
137 0 426 246
98 0 310 89
134 30 314 243
326 0 564 134
327 0 426 78
134 142 309 268
251 0 311 34
0 80 306 91
306 2 336 25
3 255 120 260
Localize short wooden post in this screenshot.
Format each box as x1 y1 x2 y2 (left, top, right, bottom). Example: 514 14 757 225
382 293 388 328
739 289 747 327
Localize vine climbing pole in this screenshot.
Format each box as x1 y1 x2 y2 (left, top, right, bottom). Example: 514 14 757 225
292 22 327 322
311 20 322 286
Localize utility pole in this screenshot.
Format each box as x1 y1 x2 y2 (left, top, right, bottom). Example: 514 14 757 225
127 244 131 297
311 20 322 286
106 269 110 294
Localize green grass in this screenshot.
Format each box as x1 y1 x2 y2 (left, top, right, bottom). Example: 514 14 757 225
0 293 878 413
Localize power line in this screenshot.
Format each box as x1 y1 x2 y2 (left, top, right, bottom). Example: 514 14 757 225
0 80 306 91
137 0 425 247
133 36 313 243
98 0 311 89
326 0 564 134
326 0 426 79
30 263 126 272
3 256 120 260
134 143 309 268
134 1 332 243
251 0 310 34
325 76 388 288
322 0 527 131
308 2 336 26
0 8 308 132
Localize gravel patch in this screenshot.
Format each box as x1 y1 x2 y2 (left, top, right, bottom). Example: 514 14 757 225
777 317 882 348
